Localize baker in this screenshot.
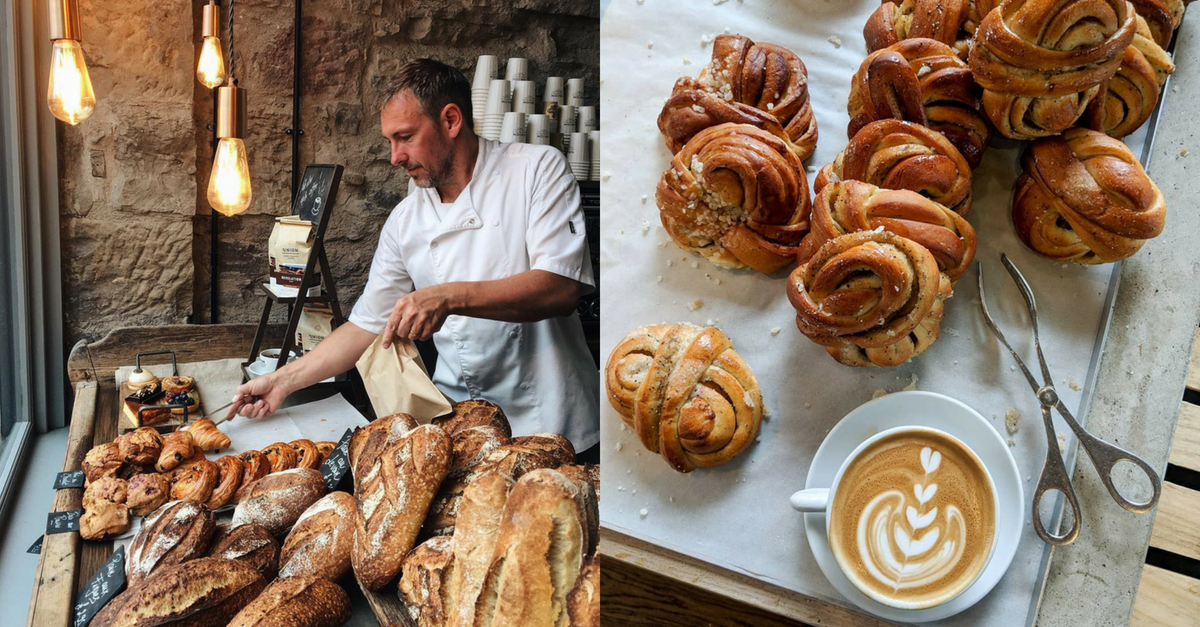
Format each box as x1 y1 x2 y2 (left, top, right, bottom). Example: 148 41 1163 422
227 58 599 458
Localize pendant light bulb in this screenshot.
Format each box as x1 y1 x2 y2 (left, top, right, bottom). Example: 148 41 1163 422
208 82 251 216
47 0 95 125
197 2 225 89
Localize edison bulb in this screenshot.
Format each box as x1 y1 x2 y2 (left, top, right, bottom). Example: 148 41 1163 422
47 40 96 125
207 138 252 216
197 37 226 89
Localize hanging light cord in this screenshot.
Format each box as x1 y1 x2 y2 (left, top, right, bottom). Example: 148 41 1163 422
226 0 237 79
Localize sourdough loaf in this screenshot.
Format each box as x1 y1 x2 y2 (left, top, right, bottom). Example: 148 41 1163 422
399 535 454 627
126 500 215 586
279 491 356 581
208 522 280 579
423 424 510 536
445 470 513 627
93 557 265 627
567 559 600 627
232 467 327 537
227 576 351 627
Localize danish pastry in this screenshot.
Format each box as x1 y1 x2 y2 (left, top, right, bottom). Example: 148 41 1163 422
290 439 322 470
208 455 245 510
155 431 196 473
171 460 220 504
263 442 299 473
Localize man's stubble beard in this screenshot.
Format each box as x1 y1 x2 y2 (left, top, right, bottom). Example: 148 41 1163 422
412 140 457 190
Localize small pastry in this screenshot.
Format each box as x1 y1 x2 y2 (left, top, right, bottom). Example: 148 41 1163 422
80 476 130 540
290 439 321 470
116 427 164 467
82 442 125 485
262 442 299 473
161 375 195 394
140 406 173 427
167 450 209 485
239 450 271 486
165 389 199 416
314 441 337 466
83 474 128 510
127 367 158 387
180 418 231 450
155 430 196 473
207 455 244 510
126 473 171 517
171 459 220 503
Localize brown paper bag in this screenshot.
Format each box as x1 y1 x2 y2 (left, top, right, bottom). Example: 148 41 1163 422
355 333 452 423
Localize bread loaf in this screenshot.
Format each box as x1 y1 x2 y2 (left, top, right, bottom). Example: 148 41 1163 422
227 576 351 627
279 491 356 581
352 423 452 589
423 424 510 536
567 559 600 627
471 469 586 627
208 522 280 579
511 433 575 467
399 536 454 627
445 470 513 627
93 557 265 627
554 464 600 557
126 500 215 586
433 399 512 438
349 412 419 479
232 467 327 537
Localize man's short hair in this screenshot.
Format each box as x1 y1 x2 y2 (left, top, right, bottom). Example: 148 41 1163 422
379 58 474 130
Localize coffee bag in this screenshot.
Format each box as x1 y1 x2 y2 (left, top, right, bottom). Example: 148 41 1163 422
296 304 333 353
268 217 318 289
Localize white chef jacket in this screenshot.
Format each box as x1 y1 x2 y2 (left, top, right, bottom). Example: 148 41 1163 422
349 137 599 451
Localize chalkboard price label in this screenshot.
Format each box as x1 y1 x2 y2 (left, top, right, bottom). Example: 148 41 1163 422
73 545 126 627
28 535 44 554
54 470 86 490
319 428 354 491
47 509 82 534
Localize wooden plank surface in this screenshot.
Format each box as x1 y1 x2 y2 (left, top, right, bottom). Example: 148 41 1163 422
1148 482 1200 563
77 388 119 593
1132 565 1200 627
599 528 893 627
1170 401 1200 471
26 382 99 627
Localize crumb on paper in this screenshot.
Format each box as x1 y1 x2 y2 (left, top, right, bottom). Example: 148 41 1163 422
1069 379 1080 391
763 407 771 417
804 401 811 409
619 230 624 235
626 469 631 475
641 194 648 204
667 259 673 266
1057 433 1068 450
617 485 626 492
690 260 699 268
620 423 627 431
615 442 623 452
1007 438 1015 447
656 275 663 283
1182 149 1190 157
642 220 650 234
902 373 919 391
701 33 714 46
647 41 654 49
688 299 704 311
632 489 638 495
1005 407 1020 435
601 172 611 181
640 508 649 518
684 57 693 65
828 35 842 48
770 326 782 335
713 0 730 5
806 165 818 173
872 388 888 399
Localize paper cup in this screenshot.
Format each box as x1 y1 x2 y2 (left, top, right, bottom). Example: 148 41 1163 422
589 130 600 170
566 78 585 107
485 79 512 115
578 106 598 133
570 162 590 181
568 132 591 164
542 101 561 133
544 76 565 105
527 114 551 145
505 58 529 97
560 105 578 135
513 80 538 115
473 55 500 90
500 112 527 143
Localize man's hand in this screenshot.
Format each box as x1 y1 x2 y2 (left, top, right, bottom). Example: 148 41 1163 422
382 285 453 348
227 371 293 420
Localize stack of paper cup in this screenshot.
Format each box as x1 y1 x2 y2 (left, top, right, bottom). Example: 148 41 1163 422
482 79 511 141
505 58 529 97
588 130 600 181
471 55 499 135
499 112 527 144
559 105 578 135
578 106 598 134
527 114 550 145
568 132 590 180
513 80 538 115
566 78 585 107
544 77 565 106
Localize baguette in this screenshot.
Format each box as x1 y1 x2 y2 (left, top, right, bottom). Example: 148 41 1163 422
279 491 356 581
352 423 452 589
208 522 280 579
93 557 266 627
399 535 454 627
227 576 351 627
445 470 513 627
566 559 600 627
471 469 585 627
126 500 215 586
232 467 327 537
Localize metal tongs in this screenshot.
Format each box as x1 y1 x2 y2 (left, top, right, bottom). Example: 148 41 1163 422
978 254 1161 545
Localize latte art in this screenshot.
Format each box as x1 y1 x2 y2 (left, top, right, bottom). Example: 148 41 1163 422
830 431 995 608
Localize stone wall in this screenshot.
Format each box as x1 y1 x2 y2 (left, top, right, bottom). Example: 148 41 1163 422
58 0 599 347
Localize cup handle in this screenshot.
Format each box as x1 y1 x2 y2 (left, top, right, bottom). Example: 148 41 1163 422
789 488 830 512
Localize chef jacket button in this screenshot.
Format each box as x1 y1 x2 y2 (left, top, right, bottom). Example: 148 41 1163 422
468 218 476 226
493 220 499 227
509 329 518 338
432 242 438 248
455 341 464 348
520 382 530 390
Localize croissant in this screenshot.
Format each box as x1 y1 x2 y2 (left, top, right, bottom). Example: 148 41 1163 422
290 439 322 470
179 418 231 450
155 430 196 473
799 180 977 283
171 459 220 504
262 442 299 473
656 123 810 273
1085 15 1175 138
787 230 953 367
848 38 990 168
969 0 1136 139
207 455 244 510
604 323 762 472
815 119 973 215
658 34 817 160
1013 128 1166 264
863 0 975 59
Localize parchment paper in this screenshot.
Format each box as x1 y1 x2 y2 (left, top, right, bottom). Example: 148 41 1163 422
599 1 1155 624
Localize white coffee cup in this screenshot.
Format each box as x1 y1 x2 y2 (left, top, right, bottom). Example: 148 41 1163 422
505 57 529 98
513 80 538 115
791 425 999 611
578 106 598 133
500 112 526 144
544 76 565 105
559 105 578 135
485 79 512 115
566 78 585 107
527 114 550 145
473 55 499 90
568 131 590 163
258 348 298 372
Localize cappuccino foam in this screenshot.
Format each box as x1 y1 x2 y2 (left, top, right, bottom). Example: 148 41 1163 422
829 430 995 608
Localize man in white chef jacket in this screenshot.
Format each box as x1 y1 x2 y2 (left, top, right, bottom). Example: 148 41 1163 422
228 58 599 457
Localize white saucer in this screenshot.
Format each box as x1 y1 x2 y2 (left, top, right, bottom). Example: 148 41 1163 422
802 391 1023 622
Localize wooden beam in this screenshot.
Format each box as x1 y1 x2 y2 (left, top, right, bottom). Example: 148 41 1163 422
1149 482 1200 563
1133 565 1200 627
1171 402 1200 472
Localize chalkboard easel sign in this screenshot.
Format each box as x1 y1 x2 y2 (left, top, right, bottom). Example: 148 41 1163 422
293 164 341 227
